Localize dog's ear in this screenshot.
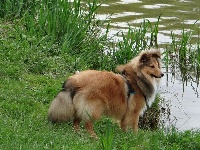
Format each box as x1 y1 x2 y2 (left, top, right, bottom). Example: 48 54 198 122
152 49 161 58
116 65 124 73
116 65 128 76
140 53 149 63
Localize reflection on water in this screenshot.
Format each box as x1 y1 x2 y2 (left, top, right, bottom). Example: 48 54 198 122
98 0 200 130
160 73 199 130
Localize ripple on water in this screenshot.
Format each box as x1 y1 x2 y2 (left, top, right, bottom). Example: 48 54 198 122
116 0 142 4
130 18 159 24
111 12 143 19
184 20 200 25
141 4 173 9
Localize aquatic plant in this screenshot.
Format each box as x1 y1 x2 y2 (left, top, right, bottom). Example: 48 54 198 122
163 24 200 92
115 15 161 65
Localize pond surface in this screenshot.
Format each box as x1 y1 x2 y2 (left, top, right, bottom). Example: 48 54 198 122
98 0 200 46
97 0 200 130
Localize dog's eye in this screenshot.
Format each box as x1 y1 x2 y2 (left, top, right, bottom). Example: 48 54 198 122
150 65 155 68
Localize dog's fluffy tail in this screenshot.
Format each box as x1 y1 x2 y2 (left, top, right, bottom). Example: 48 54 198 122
48 91 75 123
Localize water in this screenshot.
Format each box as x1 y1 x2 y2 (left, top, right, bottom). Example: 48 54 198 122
98 0 200 46
97 0 200 130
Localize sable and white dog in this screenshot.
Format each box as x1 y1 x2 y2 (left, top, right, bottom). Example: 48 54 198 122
48 49 164 137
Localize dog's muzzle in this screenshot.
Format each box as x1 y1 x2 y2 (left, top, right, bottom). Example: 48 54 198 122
151 73 164 78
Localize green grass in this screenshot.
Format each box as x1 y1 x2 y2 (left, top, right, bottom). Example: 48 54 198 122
0 74 200 150
1 0 200 149
1 84 200 149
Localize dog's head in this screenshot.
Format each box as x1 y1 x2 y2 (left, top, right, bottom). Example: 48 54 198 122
116 49 164 79
138 49 164 78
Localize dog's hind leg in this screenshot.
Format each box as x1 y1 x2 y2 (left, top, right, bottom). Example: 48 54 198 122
83 105 104 138
73 118 81 130
85 120 97 138
73 93 105 138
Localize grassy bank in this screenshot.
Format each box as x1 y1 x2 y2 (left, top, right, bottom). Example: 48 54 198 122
1 0 200 149
1 73 200 149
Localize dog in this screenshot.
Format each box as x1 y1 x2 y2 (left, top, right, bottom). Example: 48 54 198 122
48 49 164 137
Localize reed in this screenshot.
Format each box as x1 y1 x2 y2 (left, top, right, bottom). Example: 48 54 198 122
163 25 200 87
114 15 161 65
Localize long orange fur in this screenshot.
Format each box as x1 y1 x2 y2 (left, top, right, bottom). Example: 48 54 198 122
48 49 164 137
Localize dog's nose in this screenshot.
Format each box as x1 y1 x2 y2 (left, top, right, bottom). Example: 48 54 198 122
161 73 164 77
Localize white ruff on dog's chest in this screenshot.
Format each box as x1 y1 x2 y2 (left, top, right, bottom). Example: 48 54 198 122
147 78 159 107
140 78 159 116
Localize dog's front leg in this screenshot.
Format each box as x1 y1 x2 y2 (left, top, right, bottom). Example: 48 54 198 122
132 113 139 133
120 118 127 132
